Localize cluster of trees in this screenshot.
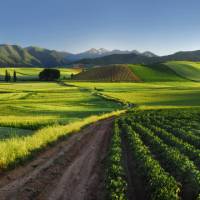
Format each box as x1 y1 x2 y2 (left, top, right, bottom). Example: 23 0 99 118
39 69 60 81
5 70 17 82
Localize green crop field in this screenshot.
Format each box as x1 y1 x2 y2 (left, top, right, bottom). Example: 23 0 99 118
0 82 120 130
109 109 200 199
0 68 81 81
165 61 200 81
1 68 200 199
71 81 200 109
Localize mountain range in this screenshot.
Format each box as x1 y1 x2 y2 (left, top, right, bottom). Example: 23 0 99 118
0 44 157 67
1 44 200 67
77 50 200 65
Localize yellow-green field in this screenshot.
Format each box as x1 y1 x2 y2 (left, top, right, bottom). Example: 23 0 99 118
0 68 81 81
71 81 200 109
0 82 123 168
1 79 200 169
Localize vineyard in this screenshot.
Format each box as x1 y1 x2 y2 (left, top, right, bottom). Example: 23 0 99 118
106 109 200 200
73 65 141 81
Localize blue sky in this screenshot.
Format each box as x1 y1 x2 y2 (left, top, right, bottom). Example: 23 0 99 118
0 0 200 55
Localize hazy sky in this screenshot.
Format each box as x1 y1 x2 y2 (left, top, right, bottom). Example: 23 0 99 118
0 0 200 55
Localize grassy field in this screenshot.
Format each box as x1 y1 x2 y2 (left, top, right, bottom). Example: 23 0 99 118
71 81 200 109
129 64 184 82
0 82 123 168
1 74 200 169
165 61 200 81
0 82 120 130
0 68 81 81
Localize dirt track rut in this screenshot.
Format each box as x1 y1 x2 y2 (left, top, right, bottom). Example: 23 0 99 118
0 118 113 200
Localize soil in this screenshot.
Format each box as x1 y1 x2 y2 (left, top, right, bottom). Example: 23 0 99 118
121 133 146 200
0 118 113 200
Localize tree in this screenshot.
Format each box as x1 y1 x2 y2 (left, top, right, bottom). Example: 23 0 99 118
39 69 60 81
71 73 74 79
13 70 17 82
5 70 9 82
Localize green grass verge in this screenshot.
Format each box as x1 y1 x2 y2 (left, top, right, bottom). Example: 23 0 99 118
0 110 125 170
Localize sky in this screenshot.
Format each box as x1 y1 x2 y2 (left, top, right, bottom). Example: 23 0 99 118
0 0 200 55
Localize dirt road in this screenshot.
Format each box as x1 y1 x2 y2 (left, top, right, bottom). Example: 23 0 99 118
0 118 113 200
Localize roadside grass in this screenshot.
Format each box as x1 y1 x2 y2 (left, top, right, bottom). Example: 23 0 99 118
0 110 125 169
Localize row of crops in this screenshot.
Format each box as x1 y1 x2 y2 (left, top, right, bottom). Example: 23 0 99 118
106 109 200 200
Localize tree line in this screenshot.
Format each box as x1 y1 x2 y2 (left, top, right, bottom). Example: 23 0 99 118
5 70 17 82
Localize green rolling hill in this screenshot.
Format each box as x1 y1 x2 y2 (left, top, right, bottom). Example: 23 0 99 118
165 61 200 81
129 63 185 82
74 63 187 82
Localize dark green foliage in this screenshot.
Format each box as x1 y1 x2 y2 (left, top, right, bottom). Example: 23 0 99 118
39 69 60 81
5 70 11 82
106 121 127 200
13 70 17 82
123 109 200 199
121 121 180 200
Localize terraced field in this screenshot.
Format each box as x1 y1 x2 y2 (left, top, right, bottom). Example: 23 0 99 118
73 65 141 81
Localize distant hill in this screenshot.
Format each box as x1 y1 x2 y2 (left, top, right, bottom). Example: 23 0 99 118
26 46 71 67
76 50 200 65
0 45 71 67
73 65 141 82
76 53 154 65
73 63 187 82
67 48 157 61
0 45 39 67
2 44 200 67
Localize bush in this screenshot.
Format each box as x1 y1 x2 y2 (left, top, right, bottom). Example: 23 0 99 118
39 69 60 81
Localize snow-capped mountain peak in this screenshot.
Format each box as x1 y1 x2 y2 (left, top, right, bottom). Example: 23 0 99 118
87 48 109 54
